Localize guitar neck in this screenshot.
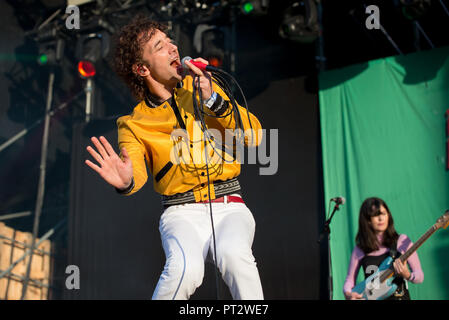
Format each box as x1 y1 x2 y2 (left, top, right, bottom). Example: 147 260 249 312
399 225 437 262
380 225 436 283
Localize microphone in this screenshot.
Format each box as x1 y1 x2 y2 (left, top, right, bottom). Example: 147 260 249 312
331 196 345 205
180 56 219 72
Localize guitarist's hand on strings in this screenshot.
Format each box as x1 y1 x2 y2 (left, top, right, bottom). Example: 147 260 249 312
393 259 411 280
184 57 213 100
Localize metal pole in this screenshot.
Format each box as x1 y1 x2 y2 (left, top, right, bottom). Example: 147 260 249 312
0 234 51 256
0 270 50 289
439 0 449 18
414 21 435 49
328 233 333 300
413 21 421 51
0 90 84 154
316 0 326 72
230 6 237 76
20 70 55 300
85 78 94 122
0 211 32 221
363 4 404 55
377 22 403 55
0 126 38 154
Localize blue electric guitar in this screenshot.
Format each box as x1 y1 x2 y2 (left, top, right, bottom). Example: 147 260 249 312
351 210 449 300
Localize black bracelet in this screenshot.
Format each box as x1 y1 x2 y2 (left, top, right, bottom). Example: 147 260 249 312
115 177 135 195
210 94 227 116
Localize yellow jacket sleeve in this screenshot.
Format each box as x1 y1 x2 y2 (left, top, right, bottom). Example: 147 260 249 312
116 115 149 195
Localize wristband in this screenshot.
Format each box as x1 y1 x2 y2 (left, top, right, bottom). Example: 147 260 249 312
115 177 135 195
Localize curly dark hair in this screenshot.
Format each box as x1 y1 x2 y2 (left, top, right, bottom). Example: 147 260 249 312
113 15 167 101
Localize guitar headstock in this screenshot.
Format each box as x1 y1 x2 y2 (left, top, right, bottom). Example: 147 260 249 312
435 210 449 230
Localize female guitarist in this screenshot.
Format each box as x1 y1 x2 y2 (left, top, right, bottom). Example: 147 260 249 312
343 197 424 300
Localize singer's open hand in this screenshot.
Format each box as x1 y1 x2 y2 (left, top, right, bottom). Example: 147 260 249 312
85 136 133 190
184 57 213 100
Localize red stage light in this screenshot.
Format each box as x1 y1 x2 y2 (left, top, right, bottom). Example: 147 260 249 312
78 61 96 78
208 57 222 68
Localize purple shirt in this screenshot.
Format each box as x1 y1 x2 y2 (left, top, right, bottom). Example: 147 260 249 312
343 234 424 295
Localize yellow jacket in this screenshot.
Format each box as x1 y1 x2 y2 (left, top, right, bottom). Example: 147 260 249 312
116 75 262 202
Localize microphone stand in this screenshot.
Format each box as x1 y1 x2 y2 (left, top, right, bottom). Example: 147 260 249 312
20 69 55 299
318 200 343 300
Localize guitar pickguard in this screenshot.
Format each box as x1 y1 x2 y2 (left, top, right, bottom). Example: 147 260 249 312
352 257 397 300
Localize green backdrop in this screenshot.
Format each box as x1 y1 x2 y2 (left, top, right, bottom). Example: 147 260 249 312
318 46 449 300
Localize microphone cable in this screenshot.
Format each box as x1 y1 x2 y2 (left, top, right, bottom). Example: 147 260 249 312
189 65 256 300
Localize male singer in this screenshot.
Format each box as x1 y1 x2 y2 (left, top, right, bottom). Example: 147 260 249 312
85 15 263 300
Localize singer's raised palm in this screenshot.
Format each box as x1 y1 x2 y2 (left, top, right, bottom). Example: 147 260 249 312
85 136 133 190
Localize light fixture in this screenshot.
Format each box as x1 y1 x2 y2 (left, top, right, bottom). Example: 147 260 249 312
37 39 64 66
279 0 320 43
77 61 96 78
398 0 432 20
75 33 109 78
202 28 225 68
194 24 226 69
241 0 270 15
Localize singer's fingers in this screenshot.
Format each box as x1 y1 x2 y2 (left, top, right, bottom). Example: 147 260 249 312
85 159 102 175
86 145 104 165
91 136 109 159
99 136 116 157
193 57 209 65
184 59 204 77
194 58 212 79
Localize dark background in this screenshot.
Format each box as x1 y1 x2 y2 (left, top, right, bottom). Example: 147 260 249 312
0 0 447 299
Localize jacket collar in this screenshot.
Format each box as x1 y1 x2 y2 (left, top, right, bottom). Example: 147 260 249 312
144 80 184 109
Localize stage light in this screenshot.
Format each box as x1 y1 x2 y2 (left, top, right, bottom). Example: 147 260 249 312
242 2 255 14
75 33 109 78
37 39 64 66
278 0 320 43
202 28 225 69
208 56 223 68
74 30 110 122
38 54 49 65
241 0 269 15
194 25 226 69
398 0 432 20
77 60 96 78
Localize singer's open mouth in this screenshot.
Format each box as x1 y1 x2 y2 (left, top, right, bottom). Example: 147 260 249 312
170 58 181 69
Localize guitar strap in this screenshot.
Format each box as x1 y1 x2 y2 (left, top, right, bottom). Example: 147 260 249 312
389 248 399 259
388 237 410 299
388 237 400 259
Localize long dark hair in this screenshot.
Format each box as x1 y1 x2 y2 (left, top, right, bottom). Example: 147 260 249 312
356 197 399 254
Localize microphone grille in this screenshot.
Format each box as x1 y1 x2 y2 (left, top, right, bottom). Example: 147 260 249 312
181 56 192 68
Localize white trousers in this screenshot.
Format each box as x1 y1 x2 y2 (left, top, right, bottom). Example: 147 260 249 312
151 196 264 300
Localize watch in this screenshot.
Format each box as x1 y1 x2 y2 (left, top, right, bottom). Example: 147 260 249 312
204 91 217 109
